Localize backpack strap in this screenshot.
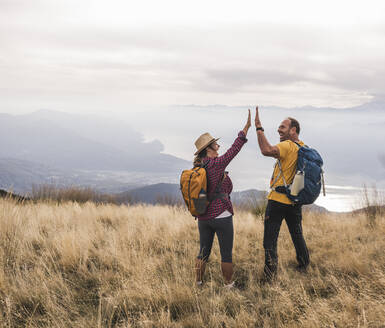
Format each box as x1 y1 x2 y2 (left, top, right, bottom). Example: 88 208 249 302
208 171 228 201
294 141 310 149
201 160 209 169
270 141 301 193
204 159 228 201
270 159 288 190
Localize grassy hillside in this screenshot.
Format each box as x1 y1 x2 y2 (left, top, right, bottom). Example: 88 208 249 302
0 199 384 327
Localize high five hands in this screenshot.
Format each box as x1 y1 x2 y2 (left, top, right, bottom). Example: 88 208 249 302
244 106 262 133
243 106 263 135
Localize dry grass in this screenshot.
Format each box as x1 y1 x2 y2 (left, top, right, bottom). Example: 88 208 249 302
0 199 384 327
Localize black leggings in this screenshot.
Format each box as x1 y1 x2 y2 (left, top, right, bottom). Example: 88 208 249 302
197 216 233 263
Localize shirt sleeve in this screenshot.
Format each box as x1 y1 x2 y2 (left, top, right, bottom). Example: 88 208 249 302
276 140 291 160
211 131 248 169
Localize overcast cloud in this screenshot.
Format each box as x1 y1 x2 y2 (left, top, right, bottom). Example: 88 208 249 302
1 0 385 112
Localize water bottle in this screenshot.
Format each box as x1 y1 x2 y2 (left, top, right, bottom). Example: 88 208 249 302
290 171 304 196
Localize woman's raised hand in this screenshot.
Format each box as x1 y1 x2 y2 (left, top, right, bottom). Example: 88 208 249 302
243 109 251 135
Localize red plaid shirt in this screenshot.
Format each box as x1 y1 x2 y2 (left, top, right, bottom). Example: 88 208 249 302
197 131 247 220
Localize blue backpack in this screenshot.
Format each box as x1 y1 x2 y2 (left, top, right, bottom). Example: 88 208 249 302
273 142 325 205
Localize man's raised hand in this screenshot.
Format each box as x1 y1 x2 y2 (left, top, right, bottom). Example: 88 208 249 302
255 106 262 128
246 109 251 129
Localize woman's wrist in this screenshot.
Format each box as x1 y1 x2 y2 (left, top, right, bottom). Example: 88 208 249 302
239 129 248 139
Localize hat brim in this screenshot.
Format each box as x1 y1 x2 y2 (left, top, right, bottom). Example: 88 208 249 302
194 138 220 155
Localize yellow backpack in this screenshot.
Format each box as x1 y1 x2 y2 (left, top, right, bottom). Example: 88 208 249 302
180 165 208 217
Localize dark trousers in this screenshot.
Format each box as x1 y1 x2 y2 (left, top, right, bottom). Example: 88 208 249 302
263 200 309 277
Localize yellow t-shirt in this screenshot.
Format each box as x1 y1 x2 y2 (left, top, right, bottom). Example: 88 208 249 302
267 140 304 204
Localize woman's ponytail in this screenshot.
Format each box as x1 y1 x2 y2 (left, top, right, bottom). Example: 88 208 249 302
193 148 207 167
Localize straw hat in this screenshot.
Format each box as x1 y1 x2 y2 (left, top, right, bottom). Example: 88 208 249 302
194 133 220 155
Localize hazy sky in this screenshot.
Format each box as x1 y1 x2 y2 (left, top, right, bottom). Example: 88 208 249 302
1 0 385 113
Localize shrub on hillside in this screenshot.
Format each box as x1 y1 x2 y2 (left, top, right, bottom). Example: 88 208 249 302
31 184 118 204
235 191 268 220
155 193 183 206
361 184 384 227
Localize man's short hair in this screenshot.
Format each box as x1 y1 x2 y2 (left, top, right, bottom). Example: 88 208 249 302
288 117 300 134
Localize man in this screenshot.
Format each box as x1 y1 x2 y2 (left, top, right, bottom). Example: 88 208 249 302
254 106 310 279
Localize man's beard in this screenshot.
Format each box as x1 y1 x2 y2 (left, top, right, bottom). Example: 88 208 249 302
280 133 289 141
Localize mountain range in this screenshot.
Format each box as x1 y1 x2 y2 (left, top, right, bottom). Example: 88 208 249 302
117 183 328 213
0 110 189 193
0 110 188 172
0 183 328 213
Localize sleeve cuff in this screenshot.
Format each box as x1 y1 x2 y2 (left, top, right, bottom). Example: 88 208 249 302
238 131 248 142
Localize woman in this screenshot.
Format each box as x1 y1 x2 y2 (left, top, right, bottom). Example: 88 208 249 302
194 110 251 288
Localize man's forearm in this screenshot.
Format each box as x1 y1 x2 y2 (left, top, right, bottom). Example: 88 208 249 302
257 130 272 155
256 130 279 158
254 106 279 158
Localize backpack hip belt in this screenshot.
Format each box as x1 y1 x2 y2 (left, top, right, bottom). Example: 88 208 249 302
208 192 228 202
